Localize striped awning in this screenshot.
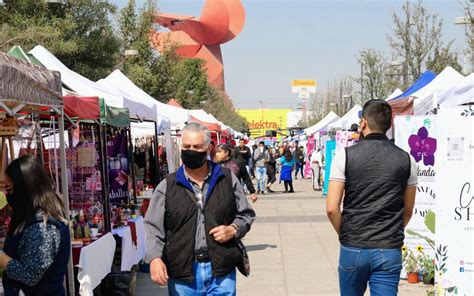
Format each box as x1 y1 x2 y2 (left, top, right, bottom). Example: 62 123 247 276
0 52 63 107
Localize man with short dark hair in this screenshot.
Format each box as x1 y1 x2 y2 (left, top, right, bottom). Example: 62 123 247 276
144 122 255 295
233 138 251 166
293 146 305 179
326 99 417 296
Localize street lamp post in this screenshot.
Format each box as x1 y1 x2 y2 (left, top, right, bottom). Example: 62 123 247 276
455 14 474 73
343 94 353 110
259 100 264 136
116 49 139 71
389 60 408 87
360 62 364 101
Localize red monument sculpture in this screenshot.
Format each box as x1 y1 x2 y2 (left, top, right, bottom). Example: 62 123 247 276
151 0 245 90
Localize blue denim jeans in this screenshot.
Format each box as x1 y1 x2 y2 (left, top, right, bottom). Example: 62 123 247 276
295 163 304 178
255 166 267 191
338 245 402 296
168 262 236 295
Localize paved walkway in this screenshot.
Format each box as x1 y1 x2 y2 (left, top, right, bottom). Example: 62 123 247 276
137 178 431 295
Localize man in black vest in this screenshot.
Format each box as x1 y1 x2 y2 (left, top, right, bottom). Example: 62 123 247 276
326 100 417 296
144 122 256 295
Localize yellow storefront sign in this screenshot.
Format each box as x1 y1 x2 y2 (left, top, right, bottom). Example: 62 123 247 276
238 109 291 137
291 79 317 93
291 79 316 87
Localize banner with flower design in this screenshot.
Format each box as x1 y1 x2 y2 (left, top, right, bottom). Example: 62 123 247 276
435 107 474 295
394 115 437 273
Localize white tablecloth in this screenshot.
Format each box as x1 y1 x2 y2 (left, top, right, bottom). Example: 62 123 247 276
77 233 116 296
129 216 146 264
111 217 146 271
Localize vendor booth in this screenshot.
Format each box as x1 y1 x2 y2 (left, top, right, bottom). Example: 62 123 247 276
55 95 144 295
97 69 176 174
27 46 150 294
0 52 75 294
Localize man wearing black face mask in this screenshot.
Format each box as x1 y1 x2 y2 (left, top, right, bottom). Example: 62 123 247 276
144 122 256 295
326 100 418 296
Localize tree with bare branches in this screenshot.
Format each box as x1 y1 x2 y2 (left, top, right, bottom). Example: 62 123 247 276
355 49 399 101
387 0 443 88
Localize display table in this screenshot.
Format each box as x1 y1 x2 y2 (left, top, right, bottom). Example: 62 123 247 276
76 233 116 296
111 216 146 271
129 216 146 264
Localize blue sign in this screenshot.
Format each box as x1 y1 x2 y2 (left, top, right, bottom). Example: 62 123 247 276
323 140 336 196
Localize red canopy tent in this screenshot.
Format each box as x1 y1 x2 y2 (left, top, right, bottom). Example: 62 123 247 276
63 95 100 120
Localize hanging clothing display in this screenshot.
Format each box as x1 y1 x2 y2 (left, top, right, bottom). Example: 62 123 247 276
107 128 130 205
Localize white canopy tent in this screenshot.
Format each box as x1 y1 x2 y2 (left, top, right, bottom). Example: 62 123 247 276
412 66 465 109
96 78 157 123
386 89 403 101
328 105 362 130
98 70 187 130
304 111 340 135
29 46 155 122
415 73 474 115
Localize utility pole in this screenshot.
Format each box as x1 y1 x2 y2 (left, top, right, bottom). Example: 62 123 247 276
402 61 408 87
259 100 264 136
455 9 474 73
360 62 364 101
302 99 307 127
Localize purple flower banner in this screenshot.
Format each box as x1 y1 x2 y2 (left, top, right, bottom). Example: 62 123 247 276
408 126 438 166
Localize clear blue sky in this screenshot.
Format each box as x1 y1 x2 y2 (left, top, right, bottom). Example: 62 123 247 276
113 0 467 110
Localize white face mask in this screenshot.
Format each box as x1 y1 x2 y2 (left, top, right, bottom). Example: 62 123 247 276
259 147 264 152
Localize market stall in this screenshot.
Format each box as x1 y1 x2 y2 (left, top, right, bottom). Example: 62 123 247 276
98 69 174 180
21 56 146 293
60 96 144 294
0 52 74 294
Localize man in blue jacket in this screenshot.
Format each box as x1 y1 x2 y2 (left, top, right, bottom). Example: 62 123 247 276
144 122 255 295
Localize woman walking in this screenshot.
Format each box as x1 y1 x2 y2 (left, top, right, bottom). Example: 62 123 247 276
265 148 277 193
0 155 71 296
215 144 258 202
280 149 296 193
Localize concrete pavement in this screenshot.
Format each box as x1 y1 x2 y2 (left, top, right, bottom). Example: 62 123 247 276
136 178 431 295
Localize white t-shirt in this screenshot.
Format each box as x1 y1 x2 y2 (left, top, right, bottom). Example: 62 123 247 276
329 149 418 187
310 150 322 165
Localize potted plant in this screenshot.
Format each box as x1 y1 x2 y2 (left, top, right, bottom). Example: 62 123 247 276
417 246 435 285
403 246 420 283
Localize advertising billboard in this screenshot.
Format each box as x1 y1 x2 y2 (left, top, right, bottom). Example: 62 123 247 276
238 109 291 138
291 79 317 93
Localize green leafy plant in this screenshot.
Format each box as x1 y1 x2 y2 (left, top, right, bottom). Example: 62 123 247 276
402 247 420 273
435 244 458 294
417 246 435 283
406 210 435 250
